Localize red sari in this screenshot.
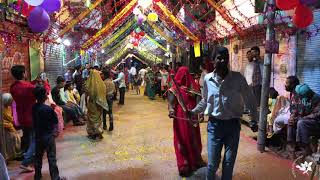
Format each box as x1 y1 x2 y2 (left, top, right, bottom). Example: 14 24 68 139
169 66 204 175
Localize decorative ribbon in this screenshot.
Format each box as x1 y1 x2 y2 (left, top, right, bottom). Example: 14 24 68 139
155 1 199 42
147 21 178 47
82 0 138 49
145 34 168 52
101 19 135 49
205 0 243 35
194 41 201 57
59 0 104 37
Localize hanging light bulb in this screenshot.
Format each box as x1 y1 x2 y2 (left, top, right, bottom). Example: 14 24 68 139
101 49 105 53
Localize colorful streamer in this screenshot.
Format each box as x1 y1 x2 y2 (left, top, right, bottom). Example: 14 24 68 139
155 1 199 42
145 34 168 52
146 21 179 47
82 0 138 49
101 19 135 49
59 0 104 37
205 0 243 35
193 42 201 57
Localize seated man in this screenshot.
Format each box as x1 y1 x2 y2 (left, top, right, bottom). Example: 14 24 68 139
51 76 85 126
287 84 320 157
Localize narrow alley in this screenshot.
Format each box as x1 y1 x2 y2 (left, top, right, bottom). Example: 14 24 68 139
8 92 306 180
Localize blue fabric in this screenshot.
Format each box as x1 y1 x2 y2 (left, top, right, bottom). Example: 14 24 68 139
207 119 240 180
22 132 35 166
295 84 311 97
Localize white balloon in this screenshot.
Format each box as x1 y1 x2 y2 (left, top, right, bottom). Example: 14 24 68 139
25 0 45 6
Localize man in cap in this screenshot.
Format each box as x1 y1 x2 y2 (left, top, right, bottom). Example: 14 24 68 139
287 84 320 157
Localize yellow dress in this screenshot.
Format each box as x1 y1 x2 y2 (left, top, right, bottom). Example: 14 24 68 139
85 70 108 136
2 106 21 160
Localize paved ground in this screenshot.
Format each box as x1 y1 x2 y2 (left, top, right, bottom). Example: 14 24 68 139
8 89 308 180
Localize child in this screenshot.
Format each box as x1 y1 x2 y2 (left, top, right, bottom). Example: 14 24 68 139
133 75 141 95
2 93 22 161
32 86 66 180
64 82 78 104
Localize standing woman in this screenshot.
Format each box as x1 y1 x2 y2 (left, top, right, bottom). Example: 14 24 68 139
85 69 108 140
146 68 156 100
167 66 205 177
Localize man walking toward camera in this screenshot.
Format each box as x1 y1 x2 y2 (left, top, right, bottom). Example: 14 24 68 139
191 47 258 180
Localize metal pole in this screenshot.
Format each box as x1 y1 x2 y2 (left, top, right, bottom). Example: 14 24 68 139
0 45 6 156
257 0 276 152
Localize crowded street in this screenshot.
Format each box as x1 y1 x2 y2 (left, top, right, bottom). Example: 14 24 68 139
7 93 306 180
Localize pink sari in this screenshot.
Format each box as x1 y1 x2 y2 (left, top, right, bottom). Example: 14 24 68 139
169 67 204 174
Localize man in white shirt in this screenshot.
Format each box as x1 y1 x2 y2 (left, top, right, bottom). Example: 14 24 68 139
139 66 147 86
191 47 258 180
113 66 126 105
244 47 263 106
129 65 137 90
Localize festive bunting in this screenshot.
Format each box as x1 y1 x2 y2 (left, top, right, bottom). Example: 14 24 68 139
59 0 104 37
155 1 199 42
194 41 201 57
82 0 138 49
145 34 168 52
101 19 135 48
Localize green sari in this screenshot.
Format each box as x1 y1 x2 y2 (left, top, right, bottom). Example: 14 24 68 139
146 71 155 100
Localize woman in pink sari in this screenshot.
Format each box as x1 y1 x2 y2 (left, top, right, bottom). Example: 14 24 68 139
168 66 205 177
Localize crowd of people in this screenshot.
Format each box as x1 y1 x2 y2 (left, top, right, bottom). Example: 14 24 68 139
1 45 320 180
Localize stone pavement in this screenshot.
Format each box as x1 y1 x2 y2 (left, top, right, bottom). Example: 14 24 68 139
8 91 308 180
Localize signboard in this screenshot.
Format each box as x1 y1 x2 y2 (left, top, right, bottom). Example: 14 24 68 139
1 37 30 92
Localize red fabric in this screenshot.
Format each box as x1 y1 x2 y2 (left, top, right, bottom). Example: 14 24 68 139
10 81 36 127
170 66 203 173
31 80 51 95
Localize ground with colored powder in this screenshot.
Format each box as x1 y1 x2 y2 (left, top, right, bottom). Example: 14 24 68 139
7 90 307 180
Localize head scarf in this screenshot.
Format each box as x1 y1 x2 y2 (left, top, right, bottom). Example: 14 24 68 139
86 70 108 110
172 66 200 92
2 93 13 107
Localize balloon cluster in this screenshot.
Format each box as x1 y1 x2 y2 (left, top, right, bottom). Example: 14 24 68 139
276 0 314 28
130 28 145 47
17 0 61 33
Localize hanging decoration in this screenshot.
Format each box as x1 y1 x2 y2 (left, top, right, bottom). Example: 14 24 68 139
155 2 199 41
276 0 299 10
145 34 168 52
292 4 313 28
137 14 146 25
101 19 135 48
59 0 104 37
40 0 61 13
82 0 138 49
194 42 201 57
27 7 50 33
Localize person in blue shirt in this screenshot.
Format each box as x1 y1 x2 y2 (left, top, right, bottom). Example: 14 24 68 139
191 46 258 180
